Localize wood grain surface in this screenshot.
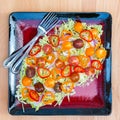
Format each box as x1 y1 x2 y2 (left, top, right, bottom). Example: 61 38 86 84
0 0 120 119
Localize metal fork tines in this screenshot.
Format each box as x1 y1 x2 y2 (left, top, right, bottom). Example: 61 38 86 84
3 12 59 74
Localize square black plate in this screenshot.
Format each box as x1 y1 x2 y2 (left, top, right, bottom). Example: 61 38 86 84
8 12 112 115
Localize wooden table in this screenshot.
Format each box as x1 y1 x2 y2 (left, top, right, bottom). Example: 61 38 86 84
0 0 120 119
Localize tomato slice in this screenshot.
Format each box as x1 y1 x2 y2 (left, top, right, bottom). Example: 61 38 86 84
61 65 71 77
37 67 51 78
74 66 85 73
91 60 102 70
78 55 90 68
61 81 74 93
29 45 41 56
51 68 62 80
49 35 60 47
29 90 39 102
80 30 93 42
37 57 46 67
42 44 53 55
21 87 29 98
68 56 79 66
61 30 72 41
42 91 55 105
26 57 36 67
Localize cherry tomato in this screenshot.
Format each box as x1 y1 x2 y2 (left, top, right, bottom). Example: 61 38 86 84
42 91 55 105
42 44 53 55
21 87 29 98
61 81 74 93
37 57 46 67
95 48 107 59
85 47 95 56
61 65 72 77
91 60 102 70
74 22 83 33
61 30 72 41
85 67 95 76
73 39 84 49
70 72 80 82
62 41 73 50
45 53 55 64
29 45 41 56
55 59 65 68
37 67 51 78
29 90 39 102
78 55 90 68
26 57 36 67
22 76 32 86
80 30 93 42
90 28 98 38
68 56 79 66
51 68 62 80
45 78 55 88
74 66 85 73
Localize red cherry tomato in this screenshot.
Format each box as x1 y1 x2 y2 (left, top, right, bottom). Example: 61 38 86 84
42 44 53 55
74 66 85 73
29 45 41 56
55 59 65 68
37 57 46 67
29 90 39 102
68 56 79 66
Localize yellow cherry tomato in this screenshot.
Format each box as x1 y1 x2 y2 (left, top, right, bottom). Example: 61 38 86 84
85 47 95 56
45 77 55 88
90 28 98 38
62 41 73 50
21 87 29 98
74 22 83 33
95 48 107 59
61 81 74 93
22 76 32 86
42 91 55 105
45 53 55 64
78 55 90 68
51 68 62 81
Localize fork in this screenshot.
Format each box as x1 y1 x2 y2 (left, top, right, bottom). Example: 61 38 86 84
3 12 59 74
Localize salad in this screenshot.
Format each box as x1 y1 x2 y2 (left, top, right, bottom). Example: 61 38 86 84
16 19 107 111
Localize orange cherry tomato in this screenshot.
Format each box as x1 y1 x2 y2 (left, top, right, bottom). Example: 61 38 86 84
55 59 65 68
85 47 95 56
74 22 83 33
29 90 39 102
61 41 73 50
42 91 55 105
61 81 74 93
26 57 36 67
21 87 29 98
37 57 46 67
95 48 107 59
22 76 32 86
78 55 90 68
51 68 62 80
61 30 72 41
44 77 55 88
61 65 72 77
